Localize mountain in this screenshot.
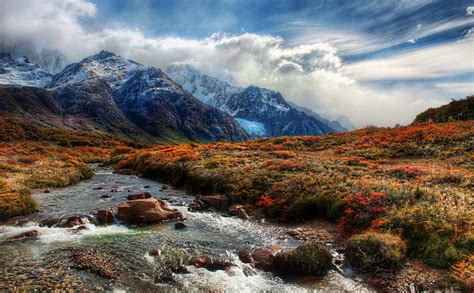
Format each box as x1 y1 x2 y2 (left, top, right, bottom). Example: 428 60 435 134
0 51 248 142
413 96 474 124
287 101 349 132
166 64 336 137
3 43 68 74
0 53 52 87
49 51 248 142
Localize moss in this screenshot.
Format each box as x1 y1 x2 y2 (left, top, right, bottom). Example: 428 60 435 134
275 243 332 275
346 232 406 271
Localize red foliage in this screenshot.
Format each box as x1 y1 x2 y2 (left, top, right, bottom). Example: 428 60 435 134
337 191 387 231
388 165 427 179
256 195 285 207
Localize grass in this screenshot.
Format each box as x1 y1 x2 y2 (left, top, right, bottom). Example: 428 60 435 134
113 121 473 270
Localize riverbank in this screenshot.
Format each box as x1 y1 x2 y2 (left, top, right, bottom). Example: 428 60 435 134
112 121 473 289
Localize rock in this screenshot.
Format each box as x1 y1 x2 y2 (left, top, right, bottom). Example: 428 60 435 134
174 222 187 230
43 189 51 193
111 188 124 193
196 195 230 210
143 185 150 189
287 228 308 240
114 169 133 175
238 246 281 271
100 194 111 199
93 187 103 190
236 208 249 220
161 185 169 190
274 243 332 276
7 230 39 241
137 173 144 178
58 215 86 228
117 198 183 224
148 248 161 256
228 204 244 214
189 256 232 271
127 192 152 200
39 216 62 227
96 209 114 224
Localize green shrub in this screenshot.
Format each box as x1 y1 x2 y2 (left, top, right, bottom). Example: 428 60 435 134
346 232 406 271
275 242 332 275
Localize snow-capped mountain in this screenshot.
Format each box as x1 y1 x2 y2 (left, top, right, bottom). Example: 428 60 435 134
0 53 52 87
4 43 68 74
166 64 336 137
48 51 248 142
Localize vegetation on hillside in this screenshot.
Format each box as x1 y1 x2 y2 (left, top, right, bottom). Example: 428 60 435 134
113 121 473 271
0 118 141 220
413 96 473 123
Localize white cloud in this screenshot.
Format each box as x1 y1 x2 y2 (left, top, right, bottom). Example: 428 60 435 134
435 82 474 94
343 38 474 81
0 0 466 127
467 6 474 16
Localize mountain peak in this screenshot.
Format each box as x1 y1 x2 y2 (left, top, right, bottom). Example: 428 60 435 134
94 50 117 60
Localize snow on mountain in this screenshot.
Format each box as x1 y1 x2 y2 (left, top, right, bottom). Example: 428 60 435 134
165 64 335 137
166 64 242 103
0 53 52 87
49 50 142 89
4 43 68 74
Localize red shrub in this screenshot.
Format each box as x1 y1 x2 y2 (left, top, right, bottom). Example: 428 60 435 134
337 191 387 231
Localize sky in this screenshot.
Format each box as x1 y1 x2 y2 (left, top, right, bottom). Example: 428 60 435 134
1 0 473 127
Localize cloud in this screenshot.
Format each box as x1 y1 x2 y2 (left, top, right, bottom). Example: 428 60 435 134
343 38 474 81
435 82 474 94
467 6 474 16
0 0 466 127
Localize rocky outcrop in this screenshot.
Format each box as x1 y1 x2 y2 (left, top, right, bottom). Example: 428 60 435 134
117 198 183 224
196 195 230 210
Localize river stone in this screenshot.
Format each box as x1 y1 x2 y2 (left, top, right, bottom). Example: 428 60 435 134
117 198 183 224
238 246 281 271
196 195 230 210
127 192 152 200
7 230 39 241
174 222 187 230
96 209 114 224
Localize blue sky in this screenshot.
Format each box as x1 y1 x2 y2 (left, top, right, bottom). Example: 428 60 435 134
2 0 473 126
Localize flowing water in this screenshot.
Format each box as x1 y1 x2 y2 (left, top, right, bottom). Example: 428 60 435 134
0 166 371 292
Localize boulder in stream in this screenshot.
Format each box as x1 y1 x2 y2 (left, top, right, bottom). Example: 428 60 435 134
7 230 39 241
239 246 281 271
127 192 152 200
196 195 230 210
117 198 183 224
96 209 115 224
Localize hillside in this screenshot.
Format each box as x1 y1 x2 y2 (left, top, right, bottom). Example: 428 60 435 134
413 96 474 123
113 121 474 273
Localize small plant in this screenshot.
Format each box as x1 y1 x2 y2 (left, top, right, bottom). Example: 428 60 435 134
337 191 387 231
275 242 332 275
346 232 406 271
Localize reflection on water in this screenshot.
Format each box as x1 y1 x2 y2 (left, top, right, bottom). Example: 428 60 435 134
0 165 371 291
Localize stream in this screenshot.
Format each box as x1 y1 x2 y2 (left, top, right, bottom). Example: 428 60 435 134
0 165 372 291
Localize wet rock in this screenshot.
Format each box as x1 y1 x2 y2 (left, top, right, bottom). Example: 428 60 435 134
111 188 124 193
70 248 118 279
188 200 208 212
93 187 103 190
7 230 39 241
137 173 144 178
127 192 152 200
148 248 161 256
189 256 232 271
117 198 183 224
43 189 51 193
196 195 230 210
237 208 249 220
161 184 169 190
143 185 150 189
57 215 87 228
39 216 62 227
100 194 111 199
174 222 187 230
96 209 114 225
228 204 244 214
3 215 34 226
238 246 281 271
114 169 133 175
